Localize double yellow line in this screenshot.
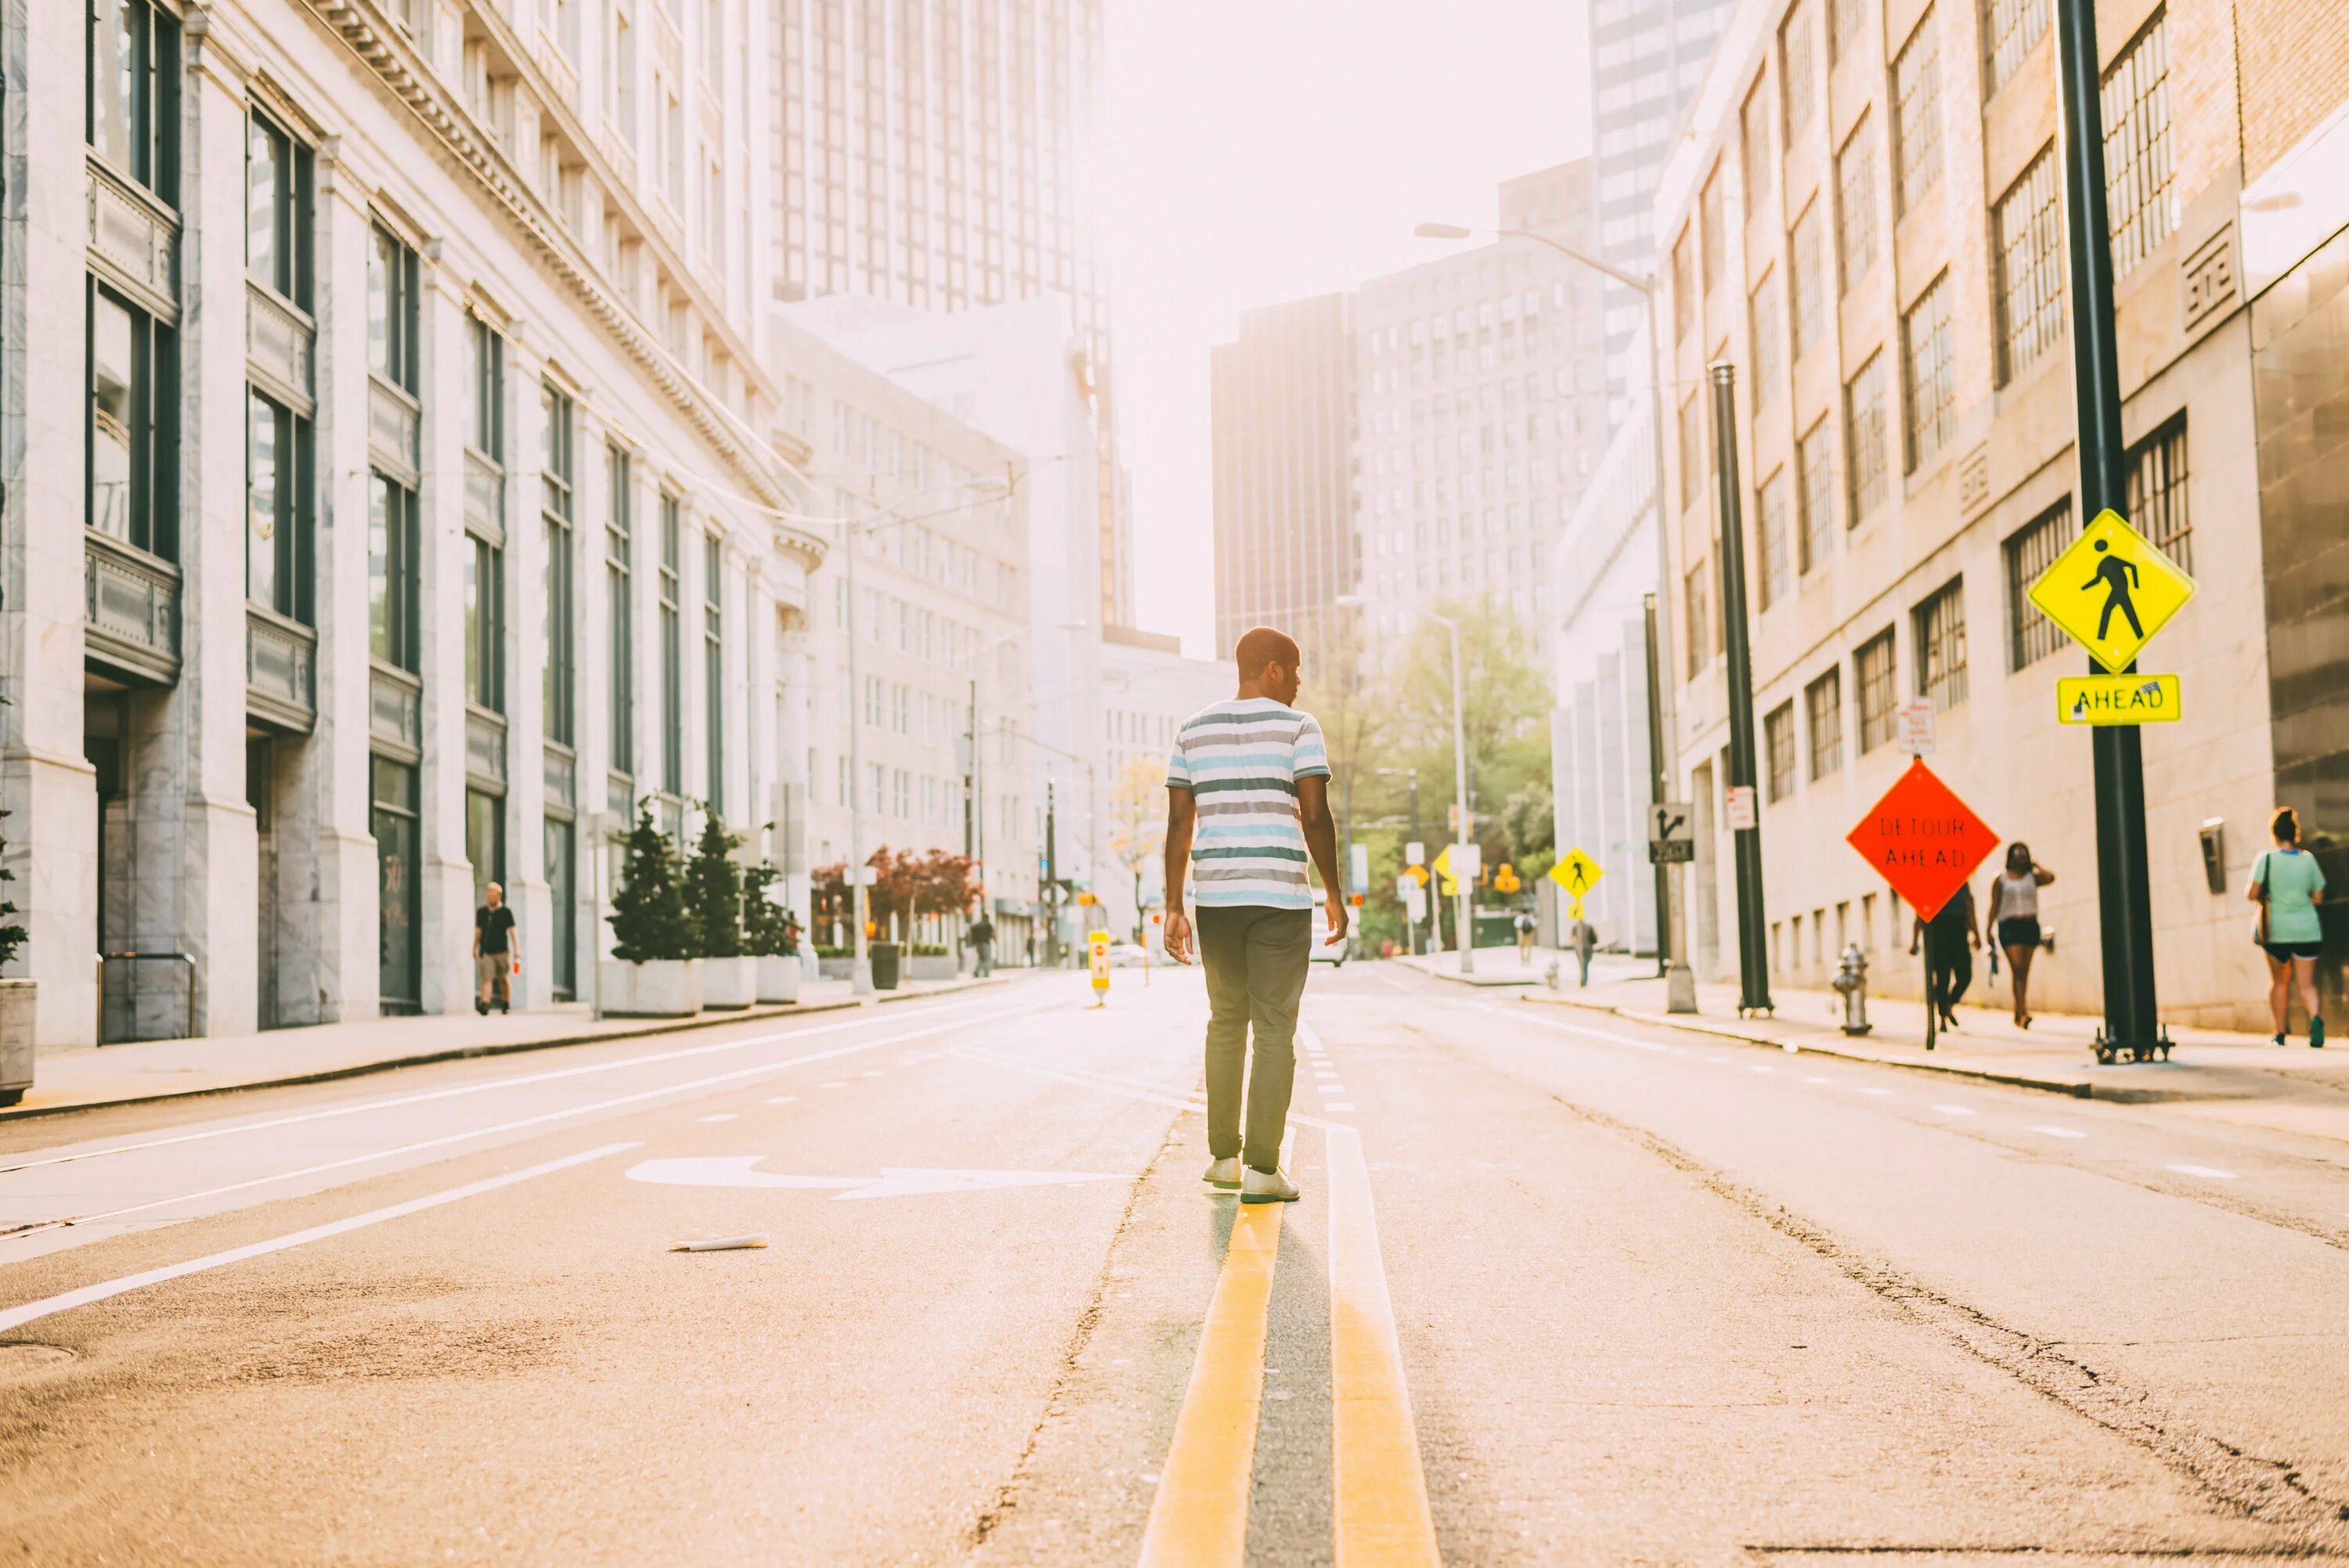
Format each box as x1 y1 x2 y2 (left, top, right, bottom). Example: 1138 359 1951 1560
1138 1043 1441 1567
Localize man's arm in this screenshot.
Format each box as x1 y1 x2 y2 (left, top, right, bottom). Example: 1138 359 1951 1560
1162 786 1198 964
1297 776 1347 944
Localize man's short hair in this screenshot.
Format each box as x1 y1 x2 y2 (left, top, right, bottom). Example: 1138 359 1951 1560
1233 626 1300 680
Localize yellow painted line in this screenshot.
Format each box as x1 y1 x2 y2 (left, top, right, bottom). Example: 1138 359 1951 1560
1137 1200 1284 1568
1327 1123 1442 1566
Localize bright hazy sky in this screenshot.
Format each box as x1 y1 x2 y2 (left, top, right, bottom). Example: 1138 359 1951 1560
1100 0 1593 658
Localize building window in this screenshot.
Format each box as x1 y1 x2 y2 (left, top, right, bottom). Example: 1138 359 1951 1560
612 9 637 146
2102 9 2173 279
1797 418 1834 572
1829 0 1864 60
1856 629 1898 752
1673 229 1695 342
2004 500 2075 670
468 315 504 461
465 528 503 712
246 390 310 619
1749 272 1784 406
367 474 419 669
88 283 177 558
1701 165 1727 294
1765 701 1798 802
1790 200 1828 360
1806 668 1843 777
1913 578 1968 710
367 225 419 393
246 111 312 306
2127 416 2190 572
1835 114 1881 294
1741 77 1774 207
1902 273 1955 470
703 533 723 815
1685 560 1713 679
1893 9 1944 217
659 493 684 795
1983 0 2050 98
1781 2 1817 142
88 0 179 202
607 447 635 776
463 318 505 716
1757 469 1792 611
1995 146 2065 384
1844 351 1889 521
1679 393 1705 513
540 384 576 746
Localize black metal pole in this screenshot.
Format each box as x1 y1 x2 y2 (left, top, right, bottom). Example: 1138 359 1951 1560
1643 590 1671 976
1709 362 1772 1016
1044 777 1059 968
2055 0 2160 1053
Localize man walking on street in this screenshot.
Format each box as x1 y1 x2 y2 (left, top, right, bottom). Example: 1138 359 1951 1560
473 882 518 1015
1910 881 1979 1032
1567 913 1597 986
969 911 995 978
1162 626 1347 1206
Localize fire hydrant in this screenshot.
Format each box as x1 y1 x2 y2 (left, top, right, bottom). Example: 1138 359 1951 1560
1830 943 1871 1036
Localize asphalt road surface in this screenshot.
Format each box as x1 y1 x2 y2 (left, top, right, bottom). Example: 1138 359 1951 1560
3 961 2347 1566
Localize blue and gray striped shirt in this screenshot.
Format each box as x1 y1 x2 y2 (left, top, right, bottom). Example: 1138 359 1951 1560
1165 698 1330 910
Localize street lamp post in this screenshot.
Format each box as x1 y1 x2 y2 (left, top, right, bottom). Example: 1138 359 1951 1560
1422 611 1474 976
1416 222 1696 1012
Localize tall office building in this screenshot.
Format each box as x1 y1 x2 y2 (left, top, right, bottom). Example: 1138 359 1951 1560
1209 295 1360 661
1588 0 1735 391
1354 162 1611 661
767 0 1131 629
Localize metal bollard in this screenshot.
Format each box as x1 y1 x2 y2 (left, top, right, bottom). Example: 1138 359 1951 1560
1830 943 1871 1036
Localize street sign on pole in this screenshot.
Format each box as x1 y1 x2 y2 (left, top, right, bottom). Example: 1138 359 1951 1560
1843 759 2000 923
1549 847 1604 900
1348 842 1369 895
2027 509 2196 673
2058 673 2183 726
1723 786 1757 832
1405 841 1425 868
1647 801 1694 864
1895 697 1937 756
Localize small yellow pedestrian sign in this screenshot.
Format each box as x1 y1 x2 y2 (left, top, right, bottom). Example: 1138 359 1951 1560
2057 673 2183 726
2026 508 2196 673
1549 848 1604 899
1088 929 1111 1003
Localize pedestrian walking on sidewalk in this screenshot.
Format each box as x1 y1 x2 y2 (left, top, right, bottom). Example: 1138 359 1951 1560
1514 910 1537 965
2250 806 2326 1048
1162 625 1346 1207
1911 881 1978 1032
1567 914 1597 986
969 912 996 977
473 883 518 1015
1985 843 2055 1029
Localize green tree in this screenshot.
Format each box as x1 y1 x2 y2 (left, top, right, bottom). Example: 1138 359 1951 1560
1500 780 1556 866
608 804 691 962
1390 599 1551 856
684 807 744 958
1106 755 1165 935
742 857 794 957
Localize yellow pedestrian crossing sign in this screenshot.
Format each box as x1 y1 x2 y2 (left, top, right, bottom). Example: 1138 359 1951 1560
1549 847 1604 899
2026 508 2195 673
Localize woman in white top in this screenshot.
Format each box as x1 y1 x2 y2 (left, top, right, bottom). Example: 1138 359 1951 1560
1984 842 2056 1028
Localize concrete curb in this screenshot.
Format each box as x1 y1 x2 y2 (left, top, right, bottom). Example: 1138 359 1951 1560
0 975 1016 1125
1516 989 2098 1098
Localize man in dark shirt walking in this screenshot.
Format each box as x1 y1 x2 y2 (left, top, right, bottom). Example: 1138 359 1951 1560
474 882 518 1015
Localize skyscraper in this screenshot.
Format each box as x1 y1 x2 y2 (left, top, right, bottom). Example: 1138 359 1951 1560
1210 295 1359 660
1588 0 1735 391
767 0 1131 627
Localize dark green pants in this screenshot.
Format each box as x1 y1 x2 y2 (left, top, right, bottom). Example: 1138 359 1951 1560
1196 904 1312 1172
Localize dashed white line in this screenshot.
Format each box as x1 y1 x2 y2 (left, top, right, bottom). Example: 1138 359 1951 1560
2167 1164 2238 1180
1856 1087 1893 1098
819 1081 849 1089
1802 1076 1831 1084
859 1069 886 1079
696 1113 738 1123
1327 1103 1356 1112
2030 1125 2087 1140
763 1095 797 1105
1931 1104 1976 1117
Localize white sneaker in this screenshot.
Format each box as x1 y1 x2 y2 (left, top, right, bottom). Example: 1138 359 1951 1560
1240 1166 1300 1205
1202 1156 1243 1190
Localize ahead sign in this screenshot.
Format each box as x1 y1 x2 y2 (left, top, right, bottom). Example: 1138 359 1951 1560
1844 759 2000 921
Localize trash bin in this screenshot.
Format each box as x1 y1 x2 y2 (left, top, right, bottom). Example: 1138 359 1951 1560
870 943 901 990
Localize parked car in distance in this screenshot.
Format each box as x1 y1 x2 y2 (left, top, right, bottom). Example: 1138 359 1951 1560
1311 910 1349 965
1107 943 1149 968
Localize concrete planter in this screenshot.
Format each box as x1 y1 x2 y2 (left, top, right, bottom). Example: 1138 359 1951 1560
702 955 757 1009
905 954 958 982
0 979 32 1107
599 958 703 1018
756 954 801 1004
817 957 856 981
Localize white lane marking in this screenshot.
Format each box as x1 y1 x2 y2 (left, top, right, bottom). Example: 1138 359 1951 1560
1748 1065 1774 1075
1327 1103 1356 1112
1803 1076 1832 1084
1857 1087 1894 1098
764 1096 797 1105
0 992 1034 1178
1932 1104 1976 1117
626 1157 1131 1200
2167 1164 2238 1180
13 1015 1019 1238
860 1070 886 1079
0 1143 637 1336
2030 1125 2087 1139
1489 1008 1669 1054
820 1081 850 1089
696 1113 738 1123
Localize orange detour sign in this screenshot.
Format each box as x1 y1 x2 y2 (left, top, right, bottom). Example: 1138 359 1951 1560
1844 759 2000 922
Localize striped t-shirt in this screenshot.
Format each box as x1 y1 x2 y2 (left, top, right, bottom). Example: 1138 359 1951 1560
1165 698 1331 910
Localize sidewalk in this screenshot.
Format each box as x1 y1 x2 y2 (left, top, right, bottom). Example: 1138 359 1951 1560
1510 961 2349 1145
1395 946 1588 986
3 973 1011 1123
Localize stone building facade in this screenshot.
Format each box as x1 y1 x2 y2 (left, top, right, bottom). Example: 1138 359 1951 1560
9 0 825 1044
1652 0 2348 1028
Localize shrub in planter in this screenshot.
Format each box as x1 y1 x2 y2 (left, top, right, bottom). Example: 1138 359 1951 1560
743 860 799 1004
0 804 31 1105
687 807 755 1007
602 804 701 1016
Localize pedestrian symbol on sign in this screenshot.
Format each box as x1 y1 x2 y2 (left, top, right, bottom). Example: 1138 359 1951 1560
2026 508 2195 672
2085 537 2142 641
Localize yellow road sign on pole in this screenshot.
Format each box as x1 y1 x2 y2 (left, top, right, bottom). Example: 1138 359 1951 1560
1548 847 1604 899
1088 930 1110 1007
1431 845 1451 881
2057 672 2183 726
2026 508 2196 672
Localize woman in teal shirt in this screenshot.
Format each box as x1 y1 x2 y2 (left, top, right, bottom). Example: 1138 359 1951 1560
2247 806 2327 1047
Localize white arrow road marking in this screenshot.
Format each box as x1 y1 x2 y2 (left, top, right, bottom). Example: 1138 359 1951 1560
624 1155 1130 1199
